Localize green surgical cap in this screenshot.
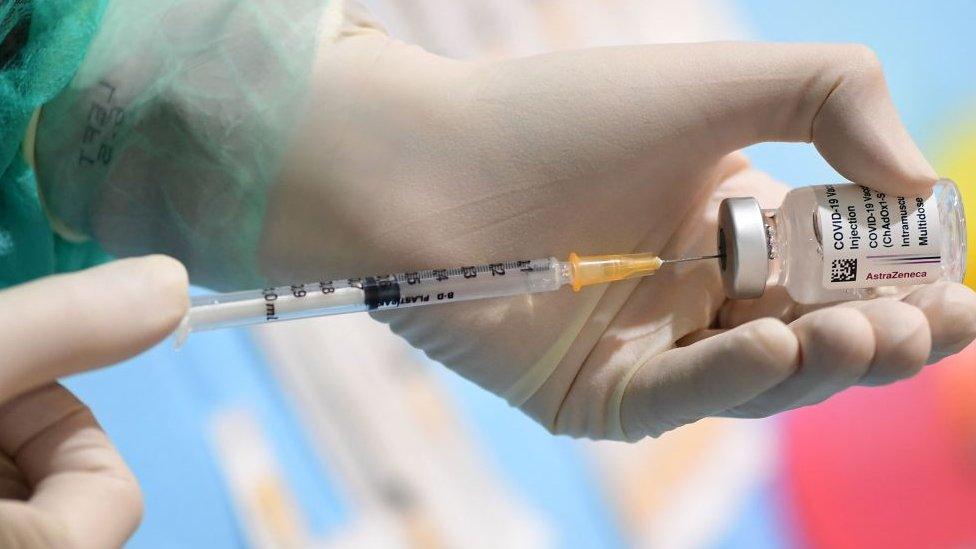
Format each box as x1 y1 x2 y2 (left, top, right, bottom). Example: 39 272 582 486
0 0 112 287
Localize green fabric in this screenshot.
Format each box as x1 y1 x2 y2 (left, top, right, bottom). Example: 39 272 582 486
0 0 111 287
0 0 329 289
34 0 330 290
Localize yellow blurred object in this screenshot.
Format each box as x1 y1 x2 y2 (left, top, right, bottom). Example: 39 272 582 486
568 252 665 292
256 478 304 547
936 109 976 289
966 195 975 290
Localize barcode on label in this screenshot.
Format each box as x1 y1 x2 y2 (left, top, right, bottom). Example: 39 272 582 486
830 258 858 283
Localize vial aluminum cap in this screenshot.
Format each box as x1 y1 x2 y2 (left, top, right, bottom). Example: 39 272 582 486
718 197 769 299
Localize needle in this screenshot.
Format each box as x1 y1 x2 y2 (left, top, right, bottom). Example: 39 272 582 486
662 254 724 265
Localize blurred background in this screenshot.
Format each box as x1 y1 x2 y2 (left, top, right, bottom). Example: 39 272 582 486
65 1 976 548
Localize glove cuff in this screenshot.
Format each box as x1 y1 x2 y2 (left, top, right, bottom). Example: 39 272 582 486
21 108 41 172
25 107 90 245
501 288 607 407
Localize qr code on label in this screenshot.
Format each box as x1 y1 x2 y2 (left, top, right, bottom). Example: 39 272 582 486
830 258 858 283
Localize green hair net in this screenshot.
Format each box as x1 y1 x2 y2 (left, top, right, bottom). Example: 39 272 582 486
35 0 333 289
0 0 112 287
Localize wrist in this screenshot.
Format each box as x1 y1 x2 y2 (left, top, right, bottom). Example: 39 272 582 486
261 23 478 282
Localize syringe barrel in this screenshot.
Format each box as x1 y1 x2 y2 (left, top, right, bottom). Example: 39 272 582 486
182 257 569 336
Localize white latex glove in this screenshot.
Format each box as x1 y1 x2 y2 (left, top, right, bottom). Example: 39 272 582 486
262 4 976 440
37 2 976 440
0 256 187 547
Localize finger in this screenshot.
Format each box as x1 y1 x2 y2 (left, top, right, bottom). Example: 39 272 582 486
835 299 932 386
620 318 799 439
902 282 976 363
725 307 876 418
0 256 188 403
0 384 142 548
718 286 799 328
504 42 935 195
699 42 937 195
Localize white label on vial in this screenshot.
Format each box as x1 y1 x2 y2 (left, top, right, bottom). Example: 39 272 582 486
816 185 942 289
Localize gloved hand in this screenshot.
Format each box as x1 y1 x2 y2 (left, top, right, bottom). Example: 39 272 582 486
261 5 976 439
0 256 187 548
36 1 976 440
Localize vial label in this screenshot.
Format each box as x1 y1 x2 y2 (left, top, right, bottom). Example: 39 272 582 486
816 185 942 289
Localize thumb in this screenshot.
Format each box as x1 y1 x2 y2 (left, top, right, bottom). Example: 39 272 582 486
0 256 189 403
483 42 936 196
780 43 937 196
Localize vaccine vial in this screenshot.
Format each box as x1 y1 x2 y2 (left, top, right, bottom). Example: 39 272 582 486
718 179 967 304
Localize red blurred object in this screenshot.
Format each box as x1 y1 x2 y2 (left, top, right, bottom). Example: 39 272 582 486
782 345 976 549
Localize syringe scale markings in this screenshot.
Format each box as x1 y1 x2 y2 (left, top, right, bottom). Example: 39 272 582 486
175 252 720 346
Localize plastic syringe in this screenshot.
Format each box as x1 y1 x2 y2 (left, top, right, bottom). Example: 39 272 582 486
174 252 720 346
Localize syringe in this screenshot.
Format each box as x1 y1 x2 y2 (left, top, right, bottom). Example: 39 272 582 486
174 252 721 346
